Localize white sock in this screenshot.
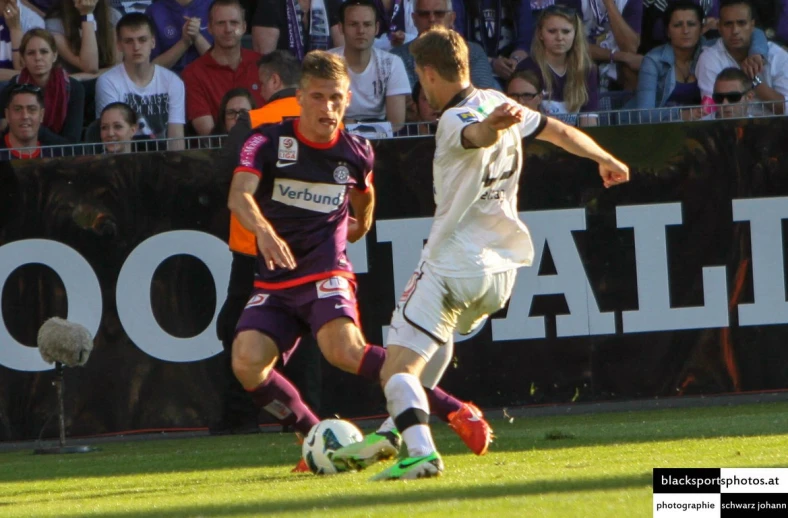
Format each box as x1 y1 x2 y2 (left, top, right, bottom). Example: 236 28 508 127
384 373 436 457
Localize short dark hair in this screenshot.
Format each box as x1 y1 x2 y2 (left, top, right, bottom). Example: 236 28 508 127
115 12 155 39
663 0 704 28
714 67 751 90
258 50 301 87
720 0 754 20
7 84 45 109
339 0 379 24
217 88 256 133
208 0 246 22
508 69 543 94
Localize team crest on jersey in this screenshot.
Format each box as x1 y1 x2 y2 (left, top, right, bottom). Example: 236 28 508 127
278 137 298 161
245 293 269 308
333 164 350 184
457 112 478 123
316 277 350 299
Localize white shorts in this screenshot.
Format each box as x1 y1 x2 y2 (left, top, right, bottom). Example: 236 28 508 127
386 262 516 362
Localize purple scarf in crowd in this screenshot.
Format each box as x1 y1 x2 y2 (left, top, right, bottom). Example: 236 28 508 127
372 0 405 36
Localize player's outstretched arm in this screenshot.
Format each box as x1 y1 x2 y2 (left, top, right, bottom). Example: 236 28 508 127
347 183 375 243
536 117 630 188
461 103 525 149
228 172 296 270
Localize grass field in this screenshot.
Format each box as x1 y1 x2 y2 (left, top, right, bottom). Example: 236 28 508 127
1 402 787 517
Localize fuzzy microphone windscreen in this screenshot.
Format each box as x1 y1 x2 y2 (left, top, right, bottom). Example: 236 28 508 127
37 317 94 367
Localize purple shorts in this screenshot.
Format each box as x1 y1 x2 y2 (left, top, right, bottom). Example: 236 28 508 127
235 276 358 363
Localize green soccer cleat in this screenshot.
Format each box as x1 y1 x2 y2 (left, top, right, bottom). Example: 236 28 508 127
330 430 402 472
370 452 444 481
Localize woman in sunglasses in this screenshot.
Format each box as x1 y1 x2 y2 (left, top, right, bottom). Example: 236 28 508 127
215 88 256 135
514 5 598 126
634 0 766 122
0 28 84 142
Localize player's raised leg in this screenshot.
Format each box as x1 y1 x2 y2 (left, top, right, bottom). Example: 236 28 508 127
421 335 494 456
311 290 489 465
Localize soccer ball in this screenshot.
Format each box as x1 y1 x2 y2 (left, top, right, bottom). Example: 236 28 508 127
302 419 364 475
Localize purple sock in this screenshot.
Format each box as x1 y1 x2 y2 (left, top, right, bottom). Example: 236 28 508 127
425 386 463 423
248 370 319 435
357 344 386 381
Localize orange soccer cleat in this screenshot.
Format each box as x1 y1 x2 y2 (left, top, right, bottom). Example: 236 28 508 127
447 402 493 456
291 432 311 473
292 458 311 473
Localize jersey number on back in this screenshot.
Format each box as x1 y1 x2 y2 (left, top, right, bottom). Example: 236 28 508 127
483 144 519 187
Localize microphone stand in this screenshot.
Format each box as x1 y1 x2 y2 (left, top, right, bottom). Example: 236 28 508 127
34 362 96 455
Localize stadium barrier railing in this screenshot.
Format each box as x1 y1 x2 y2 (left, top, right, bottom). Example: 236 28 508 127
2 99 785 159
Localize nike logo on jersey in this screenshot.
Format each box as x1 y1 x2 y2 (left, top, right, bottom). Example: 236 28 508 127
335 303 353 309
276 160 297 168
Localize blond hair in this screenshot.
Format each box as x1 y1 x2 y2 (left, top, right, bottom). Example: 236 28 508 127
409 27 469 83
531 9 592 113
300 50 350 89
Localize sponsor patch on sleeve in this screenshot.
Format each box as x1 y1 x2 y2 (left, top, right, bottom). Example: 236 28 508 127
239 133 267 168
457 111 479 123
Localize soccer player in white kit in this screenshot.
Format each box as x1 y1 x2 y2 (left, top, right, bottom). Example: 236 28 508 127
334 26 630 480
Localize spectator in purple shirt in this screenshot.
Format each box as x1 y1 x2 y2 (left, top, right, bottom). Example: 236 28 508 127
454 0 534 81
516 4 598 126
146 0 213 73
775 0 788 45
582 0 643 90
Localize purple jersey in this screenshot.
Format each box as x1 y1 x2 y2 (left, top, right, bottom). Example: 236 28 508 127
235 119 374 290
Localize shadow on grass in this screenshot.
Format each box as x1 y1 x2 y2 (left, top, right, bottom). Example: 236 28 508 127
86 472 654 517
2 403 786 484
3 473 300 503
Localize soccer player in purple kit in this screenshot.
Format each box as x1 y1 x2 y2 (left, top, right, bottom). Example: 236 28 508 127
228 50 491 471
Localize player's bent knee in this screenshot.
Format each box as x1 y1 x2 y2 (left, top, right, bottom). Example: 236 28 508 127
318 339 359 373
379 345 427 386
316 318 365 373
231 330 279 385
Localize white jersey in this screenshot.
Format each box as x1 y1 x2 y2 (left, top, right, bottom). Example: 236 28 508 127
421 88 545 277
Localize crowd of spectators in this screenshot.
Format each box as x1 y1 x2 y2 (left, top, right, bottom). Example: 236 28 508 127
0 0 786 158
